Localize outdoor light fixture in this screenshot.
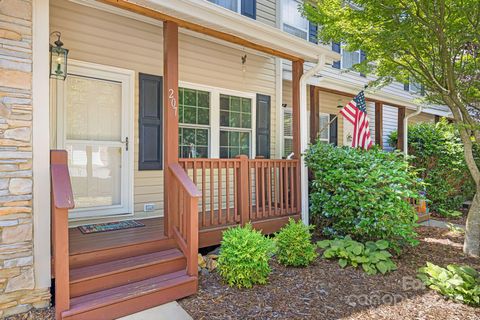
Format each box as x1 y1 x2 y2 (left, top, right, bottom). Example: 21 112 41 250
49 31 69 80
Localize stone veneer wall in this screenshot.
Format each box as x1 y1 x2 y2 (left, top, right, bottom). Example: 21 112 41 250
0 0 50 317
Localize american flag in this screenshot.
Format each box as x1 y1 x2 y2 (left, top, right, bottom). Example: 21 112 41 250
340 91 373 149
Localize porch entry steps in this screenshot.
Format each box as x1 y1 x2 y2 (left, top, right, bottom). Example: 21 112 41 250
62 270 196 320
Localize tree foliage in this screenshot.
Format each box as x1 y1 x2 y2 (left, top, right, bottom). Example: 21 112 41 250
302 0 480 256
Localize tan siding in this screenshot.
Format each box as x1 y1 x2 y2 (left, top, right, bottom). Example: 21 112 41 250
257 0 277 27
406 110 436 124
50 0 278 219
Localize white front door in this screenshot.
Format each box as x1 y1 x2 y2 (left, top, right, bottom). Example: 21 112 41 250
57 61 134 219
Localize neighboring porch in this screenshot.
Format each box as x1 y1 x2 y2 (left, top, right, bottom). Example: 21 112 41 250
48 1 336 320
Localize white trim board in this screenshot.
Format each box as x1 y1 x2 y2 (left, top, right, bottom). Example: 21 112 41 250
33 0 51 289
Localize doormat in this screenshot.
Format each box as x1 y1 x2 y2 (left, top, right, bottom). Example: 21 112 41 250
78 220 145 234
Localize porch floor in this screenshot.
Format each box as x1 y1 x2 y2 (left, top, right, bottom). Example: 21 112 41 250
69 218 167 256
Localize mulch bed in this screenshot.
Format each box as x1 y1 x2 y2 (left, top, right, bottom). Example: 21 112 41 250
7 227 479 320
179 226 480 320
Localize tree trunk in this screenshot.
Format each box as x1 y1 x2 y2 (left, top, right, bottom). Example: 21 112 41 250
464 188 480 257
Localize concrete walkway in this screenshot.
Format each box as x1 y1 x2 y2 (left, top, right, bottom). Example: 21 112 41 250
118 302 193 320
421 219 465 230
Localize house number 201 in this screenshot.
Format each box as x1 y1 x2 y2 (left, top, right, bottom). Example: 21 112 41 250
168 88 177 116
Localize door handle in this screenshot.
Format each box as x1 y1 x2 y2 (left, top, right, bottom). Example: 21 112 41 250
121 137 129 151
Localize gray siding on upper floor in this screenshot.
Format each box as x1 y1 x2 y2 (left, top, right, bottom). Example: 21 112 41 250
256 0 277 26
382 105 398 151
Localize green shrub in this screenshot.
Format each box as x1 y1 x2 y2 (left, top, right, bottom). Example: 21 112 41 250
218 223 274 288
388 119 476 214
418 262 480 306
274 218 318 267
317 236 397 275
305 142 420 250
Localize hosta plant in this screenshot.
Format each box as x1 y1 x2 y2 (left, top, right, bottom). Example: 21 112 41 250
418 262 480 306
218 223 274 288
274 218 318 267
317 236 397 275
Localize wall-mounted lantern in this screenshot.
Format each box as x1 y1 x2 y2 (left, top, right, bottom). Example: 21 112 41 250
49 31 69 80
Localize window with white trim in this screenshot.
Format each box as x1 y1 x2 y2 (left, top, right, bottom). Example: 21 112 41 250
208 0 240 13
179 88 210 158
281 0 308 40
179 83 255 159
282 108 293 158
220 94 252 158
318 113 330 143
409 79 422 94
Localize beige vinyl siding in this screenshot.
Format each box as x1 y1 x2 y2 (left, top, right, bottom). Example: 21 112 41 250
50 0 278 220
256 0 277 27
406 109 436 124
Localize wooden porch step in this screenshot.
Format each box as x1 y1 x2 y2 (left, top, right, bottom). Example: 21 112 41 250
69 249 186 297
62 270 197 320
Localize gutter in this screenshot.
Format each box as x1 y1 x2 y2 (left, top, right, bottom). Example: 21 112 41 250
403 105 423 156
299 55 326 225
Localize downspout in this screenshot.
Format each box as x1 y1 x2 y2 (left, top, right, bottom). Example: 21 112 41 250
403 105 423 156
299 55 326 224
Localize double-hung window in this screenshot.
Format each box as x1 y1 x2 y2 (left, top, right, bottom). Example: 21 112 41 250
220 94 252 158
178 88 210 158
342 49 361 70
318 113 330 144
179 84 255 159
281 0 309 40
208 0 240 12
282 108 293 158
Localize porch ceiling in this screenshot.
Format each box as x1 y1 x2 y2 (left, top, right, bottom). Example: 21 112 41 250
94 0 339 63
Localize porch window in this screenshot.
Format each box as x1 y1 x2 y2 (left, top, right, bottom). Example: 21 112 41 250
283 108 293 158
282 0 308 40
179 88 210 158
220 94 252 158
318 113 330 143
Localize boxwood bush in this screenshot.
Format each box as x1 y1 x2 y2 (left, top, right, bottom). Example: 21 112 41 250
305 142 420 250
388 119 476 215
218 223 274 288
274 218 318 267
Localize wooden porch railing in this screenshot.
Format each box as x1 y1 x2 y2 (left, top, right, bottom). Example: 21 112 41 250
179 156 301 230
50 150 75 320
168 163 201 277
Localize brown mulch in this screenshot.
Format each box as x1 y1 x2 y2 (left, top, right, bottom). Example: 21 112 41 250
5 308 54 320
179 227 480 320
431 208 468 225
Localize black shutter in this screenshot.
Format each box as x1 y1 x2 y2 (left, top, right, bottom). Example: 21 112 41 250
329 114 338 146
332 42 341 69
139 73 163 170
256 94 271 158
404 82 410 91
309 21 318 44
359 50 367 77
420 84 425 96
241 0 256 19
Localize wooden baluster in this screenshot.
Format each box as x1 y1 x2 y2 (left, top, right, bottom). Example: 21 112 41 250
260 161 266 217
217 160 222 225
290 162 295 214
236 155 249 226
210 161 214 226
248 162 253 220
267 162 272 217
234 161 239 222
280 161 284 215
254 161 259 219
201 161 206 227
273 161 278 216
186 194 199 277
226 161 230 223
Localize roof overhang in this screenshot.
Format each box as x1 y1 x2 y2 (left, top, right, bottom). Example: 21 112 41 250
94 0 339 63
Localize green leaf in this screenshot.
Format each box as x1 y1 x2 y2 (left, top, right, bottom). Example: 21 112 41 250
375 240 389 250
339 259 348 268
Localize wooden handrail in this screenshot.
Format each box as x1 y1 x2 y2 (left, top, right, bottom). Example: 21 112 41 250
50 150 75 320
169 163 200 277
170 163 202 198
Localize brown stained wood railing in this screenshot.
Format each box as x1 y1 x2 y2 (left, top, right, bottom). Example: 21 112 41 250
179 157 301 229
50 150 75 320
179 158 242 229
169 163 201 277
